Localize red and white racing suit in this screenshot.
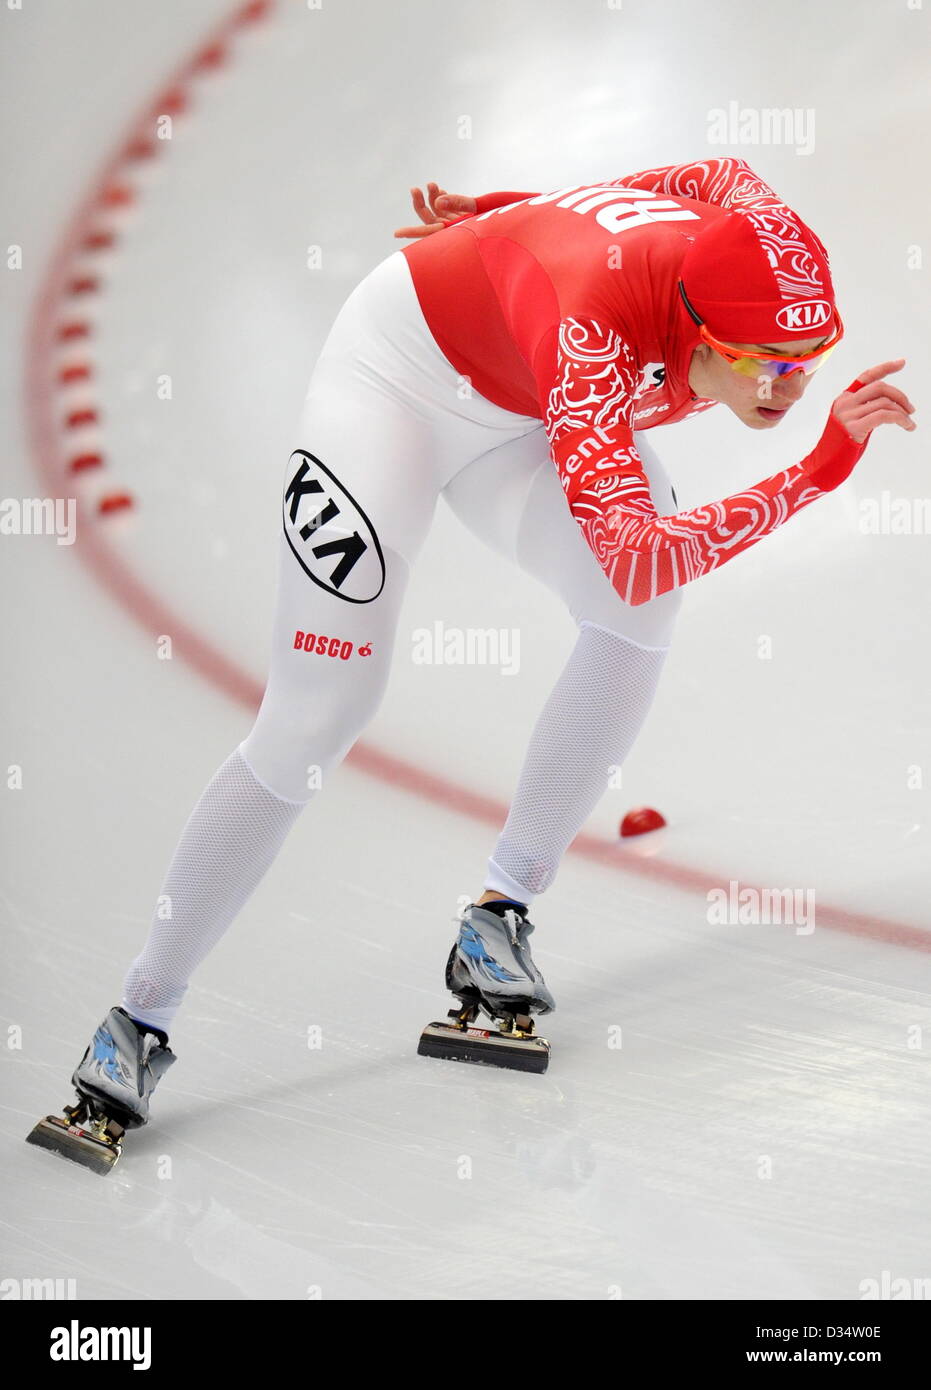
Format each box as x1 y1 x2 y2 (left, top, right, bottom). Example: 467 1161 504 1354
122 161 867 1032
403 157 867 606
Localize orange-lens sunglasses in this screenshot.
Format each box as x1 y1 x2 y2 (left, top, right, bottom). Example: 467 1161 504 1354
679 280 844 379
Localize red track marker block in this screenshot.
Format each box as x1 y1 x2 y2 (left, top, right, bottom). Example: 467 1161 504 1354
155 87 187 116
620 806 667 838
194 42 227 69
84 230 116 251
101 184 134 208
69 453 104 474
59 364 92 385
236 0 273 23
57 321 90 342
65 408 98 429
98 492 134 515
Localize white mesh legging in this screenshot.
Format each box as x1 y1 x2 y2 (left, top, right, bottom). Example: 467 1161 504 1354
123 251 682 1034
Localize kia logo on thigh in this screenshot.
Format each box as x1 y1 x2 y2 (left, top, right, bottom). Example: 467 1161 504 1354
283 450 386 603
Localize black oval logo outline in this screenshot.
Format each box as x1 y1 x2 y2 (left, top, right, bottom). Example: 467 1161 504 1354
282 449 387 604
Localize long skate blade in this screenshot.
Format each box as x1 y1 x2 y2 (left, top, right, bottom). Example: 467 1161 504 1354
26 1114 122 1175
418 1021 549 1074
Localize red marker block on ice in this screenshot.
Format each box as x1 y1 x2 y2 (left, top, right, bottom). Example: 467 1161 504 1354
98 492 134 515
620 806 666 838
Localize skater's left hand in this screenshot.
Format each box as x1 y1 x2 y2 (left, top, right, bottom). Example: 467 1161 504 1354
393 182 476 239
831 360 916 443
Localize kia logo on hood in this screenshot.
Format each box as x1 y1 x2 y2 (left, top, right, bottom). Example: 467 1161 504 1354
775 300 832 332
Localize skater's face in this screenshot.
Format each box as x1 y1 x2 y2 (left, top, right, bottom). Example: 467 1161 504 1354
689 334 827 429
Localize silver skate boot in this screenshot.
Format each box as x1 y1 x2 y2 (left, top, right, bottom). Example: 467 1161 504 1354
418 900 553 1073
26 1006 176 1174
447 901 556 1018
72 1006 176 1127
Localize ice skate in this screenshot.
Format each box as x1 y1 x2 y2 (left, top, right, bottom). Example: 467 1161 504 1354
418 900 553 1073
25 1006 176 1175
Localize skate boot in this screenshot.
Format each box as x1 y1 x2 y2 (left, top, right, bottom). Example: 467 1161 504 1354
418 900 553 1073
26 1007 177 1175
446 901 556 1017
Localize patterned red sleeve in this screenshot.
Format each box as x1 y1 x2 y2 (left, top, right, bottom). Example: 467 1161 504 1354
470 165 786 231
472 163 781 220
613 158 784 213
545 318 869 606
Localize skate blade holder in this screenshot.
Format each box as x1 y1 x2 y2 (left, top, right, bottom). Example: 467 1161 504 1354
26 1101 125 1176
418 1003 550 1074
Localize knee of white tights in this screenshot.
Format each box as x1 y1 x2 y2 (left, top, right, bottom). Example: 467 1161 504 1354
573 584 682 648
240 682 384 803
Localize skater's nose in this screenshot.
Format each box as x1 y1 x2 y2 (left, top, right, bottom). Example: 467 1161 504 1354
771 371 807 406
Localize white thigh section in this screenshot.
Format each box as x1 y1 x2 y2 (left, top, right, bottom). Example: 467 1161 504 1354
285 249 543 569
241 252 546 801
441 425 546 567
308 250 541 495
444 426 684 647
241 532 412 801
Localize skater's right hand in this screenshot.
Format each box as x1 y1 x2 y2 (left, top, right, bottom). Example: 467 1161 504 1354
832 360 916 443
393 182 477 239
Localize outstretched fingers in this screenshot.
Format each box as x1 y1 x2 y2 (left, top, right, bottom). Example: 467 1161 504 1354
849 401 917 435
849 359 906 389
393 182 467 239
849 379 915 414
834 361 916 442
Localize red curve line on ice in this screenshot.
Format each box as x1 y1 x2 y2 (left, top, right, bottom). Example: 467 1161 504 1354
23 0 931 956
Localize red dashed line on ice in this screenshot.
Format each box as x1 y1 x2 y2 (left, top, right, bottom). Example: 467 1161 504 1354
24 0 931 955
